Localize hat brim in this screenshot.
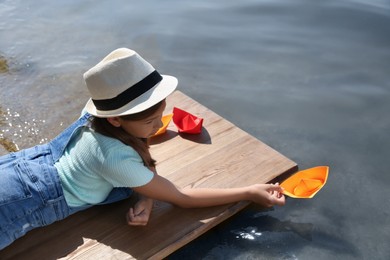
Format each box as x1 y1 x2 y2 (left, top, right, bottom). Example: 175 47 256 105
85 75 178 118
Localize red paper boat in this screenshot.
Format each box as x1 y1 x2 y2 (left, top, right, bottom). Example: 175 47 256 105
172 107 203 134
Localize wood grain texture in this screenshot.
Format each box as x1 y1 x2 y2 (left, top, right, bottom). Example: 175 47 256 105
0 91 297 260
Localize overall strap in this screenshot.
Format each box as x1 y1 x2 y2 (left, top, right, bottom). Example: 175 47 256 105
49 112 92 163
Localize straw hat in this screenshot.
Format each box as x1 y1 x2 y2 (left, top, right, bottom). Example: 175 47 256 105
83 48 177 117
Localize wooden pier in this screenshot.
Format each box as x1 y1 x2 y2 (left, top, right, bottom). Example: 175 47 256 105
0 91 297 259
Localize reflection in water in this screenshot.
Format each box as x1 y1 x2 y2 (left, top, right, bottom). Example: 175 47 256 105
171 208 315 259
172 205 361 259
232 215 313 242
0 106 48 153
233 227 263 240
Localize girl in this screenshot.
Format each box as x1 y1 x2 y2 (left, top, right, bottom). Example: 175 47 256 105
0 48 285 249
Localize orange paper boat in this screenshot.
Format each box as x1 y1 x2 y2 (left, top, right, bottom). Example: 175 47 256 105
281 166 329 198
172 107 203 134
152 114 173 137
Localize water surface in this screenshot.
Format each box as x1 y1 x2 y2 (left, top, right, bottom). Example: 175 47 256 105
1 0 389 259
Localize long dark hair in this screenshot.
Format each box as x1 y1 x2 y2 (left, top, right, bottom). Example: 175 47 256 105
91 100 165 168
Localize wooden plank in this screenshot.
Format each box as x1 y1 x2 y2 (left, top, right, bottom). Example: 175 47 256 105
0 91 297 259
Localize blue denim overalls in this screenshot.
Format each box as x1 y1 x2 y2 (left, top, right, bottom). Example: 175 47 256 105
0 113 132 249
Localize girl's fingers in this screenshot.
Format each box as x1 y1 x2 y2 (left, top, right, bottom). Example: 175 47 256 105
128 208 142 225
267 183 284 193
266 183 286 206
270 192 285 205
127 208 134 223
129 208 135 218
127 207 150 226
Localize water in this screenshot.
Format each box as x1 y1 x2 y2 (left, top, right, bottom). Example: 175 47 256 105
1 0 389 259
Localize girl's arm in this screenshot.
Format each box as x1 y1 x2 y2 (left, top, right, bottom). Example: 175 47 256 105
126 166 156 226
132 174 285 209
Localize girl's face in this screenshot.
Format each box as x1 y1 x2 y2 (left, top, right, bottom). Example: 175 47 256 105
107 100 166 138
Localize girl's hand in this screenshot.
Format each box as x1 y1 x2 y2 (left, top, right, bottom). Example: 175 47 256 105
126 196 154 226
249 183 286 207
